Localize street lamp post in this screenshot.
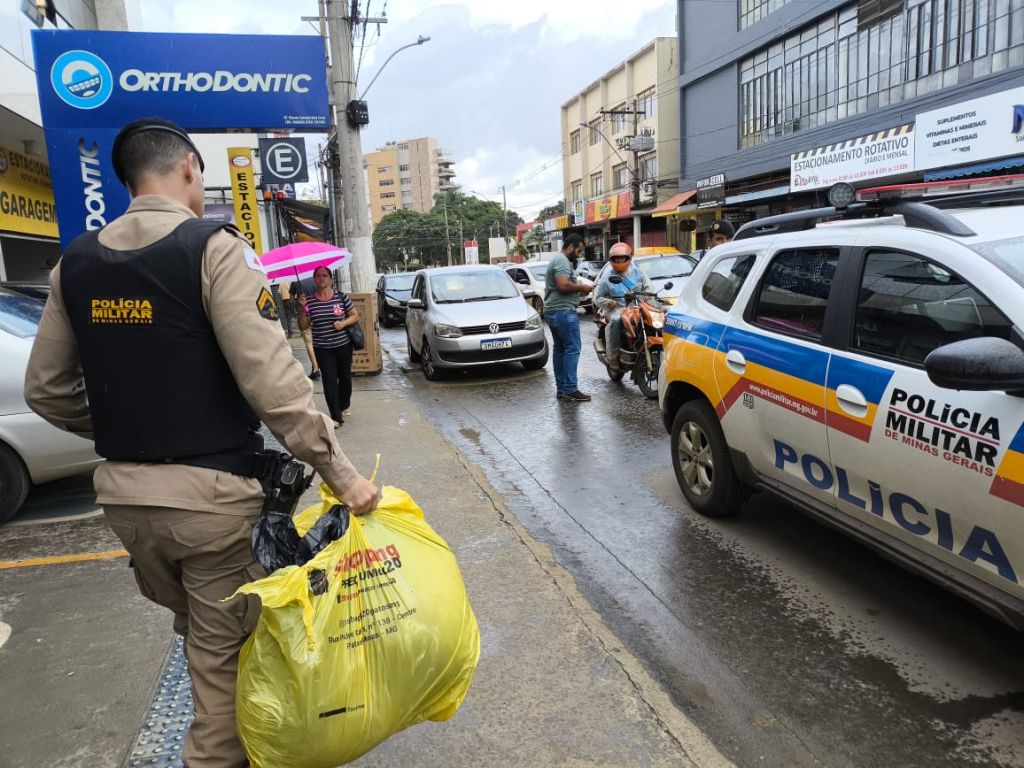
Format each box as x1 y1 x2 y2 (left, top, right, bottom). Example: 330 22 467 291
359 36 431 100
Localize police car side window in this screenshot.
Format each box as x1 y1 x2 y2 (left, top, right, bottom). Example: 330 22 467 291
854 250 1011 366
702 254 756 311
752 249 838 339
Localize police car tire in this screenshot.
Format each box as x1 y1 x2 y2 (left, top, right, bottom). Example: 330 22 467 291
671 400 746 518
407 331 421 363
0 443 30 525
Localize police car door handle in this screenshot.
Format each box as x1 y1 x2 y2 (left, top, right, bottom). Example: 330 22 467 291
725 349 746 374
835 384 868 416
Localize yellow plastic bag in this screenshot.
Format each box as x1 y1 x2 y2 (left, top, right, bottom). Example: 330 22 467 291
233 484 480 768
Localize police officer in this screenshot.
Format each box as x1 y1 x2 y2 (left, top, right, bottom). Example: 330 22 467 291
694 219 735 261
24 116 379 768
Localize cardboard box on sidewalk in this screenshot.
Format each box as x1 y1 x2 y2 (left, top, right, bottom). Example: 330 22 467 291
349 292 383 375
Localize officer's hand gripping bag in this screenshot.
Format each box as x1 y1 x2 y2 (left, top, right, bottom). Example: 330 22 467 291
233 484 480 767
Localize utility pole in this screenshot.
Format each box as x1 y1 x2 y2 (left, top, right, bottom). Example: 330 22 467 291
323 0 386 294
442 198 452 266
500 184 508 251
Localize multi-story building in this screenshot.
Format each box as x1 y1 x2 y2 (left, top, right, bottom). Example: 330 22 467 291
670 0 1024 250
558 37 682 257
0 0 136 280
364 137 456 227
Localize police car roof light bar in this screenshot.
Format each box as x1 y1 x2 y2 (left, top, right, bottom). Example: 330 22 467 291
856 173 1024 202
734 201 976 241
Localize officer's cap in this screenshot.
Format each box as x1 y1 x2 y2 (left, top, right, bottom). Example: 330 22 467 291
710 219 735 238
111 117 205 185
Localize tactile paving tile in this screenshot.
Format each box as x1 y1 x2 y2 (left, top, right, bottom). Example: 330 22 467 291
126 637 191 766
127 425 283 766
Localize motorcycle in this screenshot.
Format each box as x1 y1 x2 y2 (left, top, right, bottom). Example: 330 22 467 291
593 276 674 399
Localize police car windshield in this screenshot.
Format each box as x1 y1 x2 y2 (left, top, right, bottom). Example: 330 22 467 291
636 254 697 280
972 237 1024 287
0 290 44 339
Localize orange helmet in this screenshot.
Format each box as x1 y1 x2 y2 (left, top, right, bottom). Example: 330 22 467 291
608 242 633 273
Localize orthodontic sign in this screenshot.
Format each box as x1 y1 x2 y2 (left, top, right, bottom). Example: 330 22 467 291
32 30 330 247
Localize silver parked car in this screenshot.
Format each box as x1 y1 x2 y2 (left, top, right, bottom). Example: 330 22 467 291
0 286 101 523
405 266 548 380
506 261 593 315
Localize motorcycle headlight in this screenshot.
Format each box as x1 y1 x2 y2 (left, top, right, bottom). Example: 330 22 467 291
525 312 542 330
385 296 400 307
659 295 677 306
433 323 463 338
650 311 665 329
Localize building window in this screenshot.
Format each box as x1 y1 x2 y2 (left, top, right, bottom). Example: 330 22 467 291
639 153 657 182
589 119 602 146
739 0 1024 149
400 177 412 186
572 179 583 201
378 166 392 174
857 0 902 28
382 205 397 212
740 0 795 29
398 143 409 150
379 179 395 187
637 88 656 121
570 129 581 154
401 190 413 201
613 162 630 190
399 164 410 171
611 104 628 134
380 192 396 200
591 172 604 195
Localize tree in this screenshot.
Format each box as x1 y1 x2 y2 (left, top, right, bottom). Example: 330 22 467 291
524 225 546 252
372 209 449 272
538 200 565 220
429 186 523 264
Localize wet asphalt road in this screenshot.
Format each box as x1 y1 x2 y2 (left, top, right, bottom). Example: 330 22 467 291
384 319 1024 768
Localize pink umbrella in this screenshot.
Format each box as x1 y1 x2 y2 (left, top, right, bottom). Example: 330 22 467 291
260 242 352 286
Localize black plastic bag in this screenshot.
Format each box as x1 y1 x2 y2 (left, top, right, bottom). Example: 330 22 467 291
251 504 351 573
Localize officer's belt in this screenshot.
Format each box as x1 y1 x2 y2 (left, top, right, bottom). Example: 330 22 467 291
166 434 278 480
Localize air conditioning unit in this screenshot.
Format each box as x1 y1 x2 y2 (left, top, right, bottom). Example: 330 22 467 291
640 181 657 199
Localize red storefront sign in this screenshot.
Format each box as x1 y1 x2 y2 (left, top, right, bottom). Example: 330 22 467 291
585 191 632 224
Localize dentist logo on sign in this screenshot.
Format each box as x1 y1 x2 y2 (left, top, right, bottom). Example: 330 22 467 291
258 137 308 186
50 50 113 109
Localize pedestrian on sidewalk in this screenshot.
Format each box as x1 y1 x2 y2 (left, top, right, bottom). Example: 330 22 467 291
298 265 358 427
544 233 593 402
278 279 295 337
24 116 380 768
291 278 321 380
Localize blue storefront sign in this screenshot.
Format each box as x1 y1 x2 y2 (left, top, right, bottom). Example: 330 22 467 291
31 30 330 246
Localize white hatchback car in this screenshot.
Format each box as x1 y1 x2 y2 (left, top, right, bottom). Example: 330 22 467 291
659 177 1024 628
405 266 548 380
505 261 594 316
0 286 100 523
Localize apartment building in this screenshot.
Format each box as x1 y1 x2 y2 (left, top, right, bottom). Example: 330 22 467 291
558 37 681 256
0 0 137 280
669 0 1024 249
365 137 456 227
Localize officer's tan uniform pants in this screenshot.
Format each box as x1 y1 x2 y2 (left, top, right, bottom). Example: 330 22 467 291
104 506 264 768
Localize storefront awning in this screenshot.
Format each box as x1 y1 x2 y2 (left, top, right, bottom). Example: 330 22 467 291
651 190 697 218
923 156 1024 181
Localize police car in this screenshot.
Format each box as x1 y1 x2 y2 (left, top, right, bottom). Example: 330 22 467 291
658 176 1024 628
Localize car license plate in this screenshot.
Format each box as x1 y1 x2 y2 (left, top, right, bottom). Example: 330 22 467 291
481 337 512 351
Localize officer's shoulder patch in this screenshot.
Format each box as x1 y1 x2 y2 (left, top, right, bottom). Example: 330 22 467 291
256 287 278 321
242 246 267 275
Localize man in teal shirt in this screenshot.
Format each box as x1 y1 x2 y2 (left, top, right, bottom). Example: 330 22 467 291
544 234 593 402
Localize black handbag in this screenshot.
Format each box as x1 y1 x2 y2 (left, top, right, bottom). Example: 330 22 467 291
349 320 366 350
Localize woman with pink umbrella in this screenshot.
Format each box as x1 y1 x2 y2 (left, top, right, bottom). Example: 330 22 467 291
296 265 359 428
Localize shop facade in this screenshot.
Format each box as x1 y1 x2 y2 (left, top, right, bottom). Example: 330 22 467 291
0 143 60 281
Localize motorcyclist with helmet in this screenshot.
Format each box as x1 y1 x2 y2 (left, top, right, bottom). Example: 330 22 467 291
594 242 652 371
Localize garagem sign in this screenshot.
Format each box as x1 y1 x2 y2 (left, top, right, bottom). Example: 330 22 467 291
33 30 329 130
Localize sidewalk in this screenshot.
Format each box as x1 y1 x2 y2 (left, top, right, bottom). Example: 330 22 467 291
292 342 730 767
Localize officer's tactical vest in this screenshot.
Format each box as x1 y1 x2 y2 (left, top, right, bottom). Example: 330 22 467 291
61 218 259 462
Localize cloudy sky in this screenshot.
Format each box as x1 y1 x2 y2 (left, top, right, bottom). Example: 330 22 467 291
139 0 677 221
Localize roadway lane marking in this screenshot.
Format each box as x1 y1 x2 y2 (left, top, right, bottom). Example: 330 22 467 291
0 621 10 650
0 549 128 570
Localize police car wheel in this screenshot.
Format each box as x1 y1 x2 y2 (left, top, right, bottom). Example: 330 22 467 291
0 443 30 524
407 331 421 363
671 400 746 517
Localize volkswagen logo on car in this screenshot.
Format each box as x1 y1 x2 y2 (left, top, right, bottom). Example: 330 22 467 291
50 50 113 109
489 323 500 335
